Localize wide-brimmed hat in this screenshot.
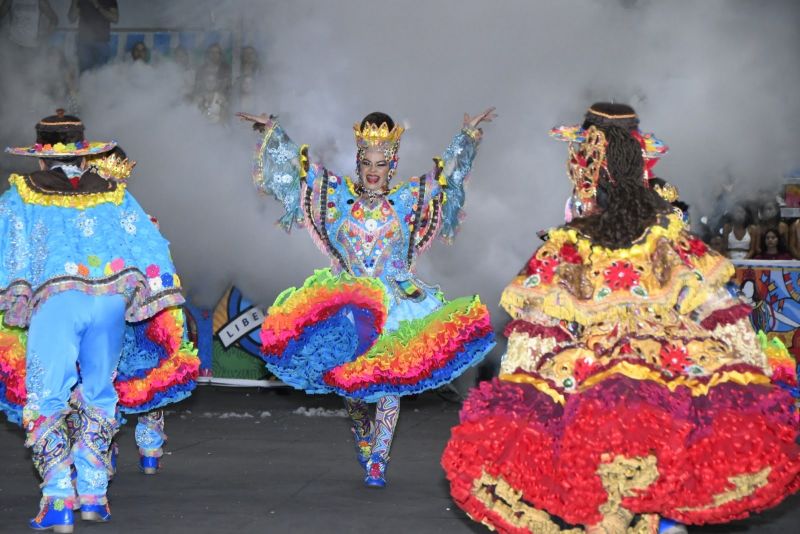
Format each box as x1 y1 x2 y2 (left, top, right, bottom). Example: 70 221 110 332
5 109 116 158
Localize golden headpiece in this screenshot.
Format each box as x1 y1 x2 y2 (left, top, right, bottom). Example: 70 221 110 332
653 182 679 203
353 121 404 151
92 153 136 181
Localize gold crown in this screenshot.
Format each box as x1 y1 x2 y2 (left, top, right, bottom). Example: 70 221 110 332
93 153 136 181
653 182 679 203
353 121 404 148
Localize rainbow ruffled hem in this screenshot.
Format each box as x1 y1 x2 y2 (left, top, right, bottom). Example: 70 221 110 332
260 269 495 401
115 308 200 413
0 308 199 425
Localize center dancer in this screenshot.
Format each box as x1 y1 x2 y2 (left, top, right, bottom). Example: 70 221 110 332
238 109 496 487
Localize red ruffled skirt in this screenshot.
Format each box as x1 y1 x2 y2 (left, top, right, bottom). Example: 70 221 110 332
442 363 800 531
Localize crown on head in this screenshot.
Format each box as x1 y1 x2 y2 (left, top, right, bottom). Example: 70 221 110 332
353 121 404 149
653 182 679 203
93 153 136 181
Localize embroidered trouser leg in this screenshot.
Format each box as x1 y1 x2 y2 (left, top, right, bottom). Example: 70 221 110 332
371 395 400 459
24 291 126 505
343 398 371 436
136 411 166 458
25 415 74 505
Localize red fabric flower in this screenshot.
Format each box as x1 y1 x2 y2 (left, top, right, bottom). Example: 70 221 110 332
559 244 582 264
677 237 708 266
687 237 707 256
527 255 558 284
603 261 640 291
659 343 689 374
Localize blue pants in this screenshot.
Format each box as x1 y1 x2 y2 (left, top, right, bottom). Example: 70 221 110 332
25 291 126 502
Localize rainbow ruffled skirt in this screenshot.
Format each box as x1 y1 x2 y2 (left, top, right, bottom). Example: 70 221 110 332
260 269 495 402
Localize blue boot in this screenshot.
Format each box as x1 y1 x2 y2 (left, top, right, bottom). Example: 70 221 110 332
659 518 688 534
364 453 388 488
80 502 111 522
29 498 74 533
139 455 159 475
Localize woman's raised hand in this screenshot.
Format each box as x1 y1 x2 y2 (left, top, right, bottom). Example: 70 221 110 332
463 107 497 129
236 112 273 132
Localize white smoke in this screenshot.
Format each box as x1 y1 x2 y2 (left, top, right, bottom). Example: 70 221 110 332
1 0 798 347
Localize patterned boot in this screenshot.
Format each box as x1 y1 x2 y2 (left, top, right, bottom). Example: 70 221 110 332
364 453 389 488
72 406 118 522
29 497 75 533
26 415 75 532
136 410 166 474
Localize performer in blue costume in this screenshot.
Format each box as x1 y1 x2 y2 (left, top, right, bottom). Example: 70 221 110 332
0 112 197 532
238 109 497 487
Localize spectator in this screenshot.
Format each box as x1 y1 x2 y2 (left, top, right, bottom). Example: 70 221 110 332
196 42 231 94
753 227 794 261
0 0 58 55
130 41 149 63
194 68 228 124
722 203 758 260
172 45 190 70
68 0 119 73
239 45 260 78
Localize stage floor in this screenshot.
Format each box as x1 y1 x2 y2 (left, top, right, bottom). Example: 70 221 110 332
1 387 798 533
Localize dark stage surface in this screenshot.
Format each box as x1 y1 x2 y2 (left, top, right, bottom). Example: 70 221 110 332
1 387 798 533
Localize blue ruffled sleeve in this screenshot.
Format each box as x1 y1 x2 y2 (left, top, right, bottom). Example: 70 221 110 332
252 123 310 231
437 129 479 242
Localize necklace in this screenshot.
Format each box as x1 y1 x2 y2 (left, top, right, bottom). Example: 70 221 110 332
355 181 388 205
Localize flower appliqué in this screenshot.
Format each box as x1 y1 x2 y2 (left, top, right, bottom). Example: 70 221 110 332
603 261 640 291
120 210 139 235
75 212 97 237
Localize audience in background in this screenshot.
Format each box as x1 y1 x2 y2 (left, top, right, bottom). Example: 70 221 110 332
69 0 119 72
753 228 794 261
239 45 260 78
722 203 759 260
1 0 58 55
196 43 231 94
194 67 228 124
130 40 149 63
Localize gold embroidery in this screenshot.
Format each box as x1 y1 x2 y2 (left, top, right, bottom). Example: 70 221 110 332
597 454 659 518
470 470 584 533
677 467 771 511
501 331 559 374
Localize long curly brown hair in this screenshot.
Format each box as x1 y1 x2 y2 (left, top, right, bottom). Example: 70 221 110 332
568 103 672 248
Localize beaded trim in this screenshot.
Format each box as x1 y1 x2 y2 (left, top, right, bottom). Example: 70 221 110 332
406 172 428 266
303 168 349 271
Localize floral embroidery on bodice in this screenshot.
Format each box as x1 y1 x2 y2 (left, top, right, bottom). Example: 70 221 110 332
337 198 403 278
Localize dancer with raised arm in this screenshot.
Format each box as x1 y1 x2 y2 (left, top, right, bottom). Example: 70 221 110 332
238 108 496 487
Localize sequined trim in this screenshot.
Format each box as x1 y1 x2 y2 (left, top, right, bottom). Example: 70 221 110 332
1 269 184 327
10 174 125 209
